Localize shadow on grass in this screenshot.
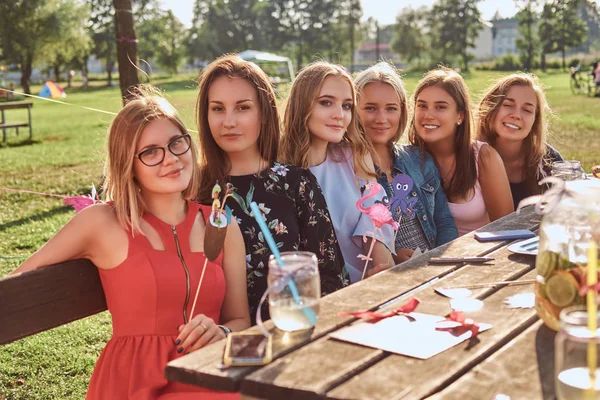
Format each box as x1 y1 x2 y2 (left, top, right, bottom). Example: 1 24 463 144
155 79 199 92
0 206 72 232
0 138 42 148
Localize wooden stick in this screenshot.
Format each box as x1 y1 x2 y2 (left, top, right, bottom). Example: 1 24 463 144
444 279 536 289
189 258 209 321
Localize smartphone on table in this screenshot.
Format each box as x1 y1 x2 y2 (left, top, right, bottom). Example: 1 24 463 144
474 229 536 242
223 332 272 367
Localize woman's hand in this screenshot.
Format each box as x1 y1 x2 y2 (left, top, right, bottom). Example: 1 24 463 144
365 263 392 278
175 314 225 354
394 248 414 264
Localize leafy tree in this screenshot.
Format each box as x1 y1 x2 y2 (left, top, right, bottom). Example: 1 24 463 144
154 11 186 74
428 0 483 71
0 0 90 94
391 6 429 67
539 3 557 71
39 1 92 83
554 0 588 69
266 0 342 69
187 0 273 61
515 0 540 71
88 0 117 85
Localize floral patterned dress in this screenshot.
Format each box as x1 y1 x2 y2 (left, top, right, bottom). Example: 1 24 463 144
227 162 348 323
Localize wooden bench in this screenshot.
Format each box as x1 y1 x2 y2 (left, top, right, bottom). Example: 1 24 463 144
0 259 107 345
0 101 33 142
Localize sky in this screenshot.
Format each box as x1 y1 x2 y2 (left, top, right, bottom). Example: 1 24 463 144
163 0 518 28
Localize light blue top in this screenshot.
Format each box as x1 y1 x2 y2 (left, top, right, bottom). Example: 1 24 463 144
310 146 395 283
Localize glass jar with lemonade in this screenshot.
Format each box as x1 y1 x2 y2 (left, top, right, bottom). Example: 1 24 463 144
535 179 600 330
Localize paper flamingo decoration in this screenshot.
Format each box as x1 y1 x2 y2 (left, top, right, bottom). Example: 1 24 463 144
1 185 101 213
357 182 399 280
189 182 234 320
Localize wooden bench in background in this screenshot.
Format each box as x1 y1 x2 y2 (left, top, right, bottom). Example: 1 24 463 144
0 101 33 143
0 259 106 345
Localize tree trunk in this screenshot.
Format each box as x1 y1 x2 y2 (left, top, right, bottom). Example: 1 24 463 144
349 18 355 72
20 54 32 94
562 48 566 71
113 0 140 105
107 60 113 86
54 64 60 83
541 52 546 72
375 23 380 61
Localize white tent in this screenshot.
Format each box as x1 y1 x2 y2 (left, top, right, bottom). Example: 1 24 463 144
238 50 295 81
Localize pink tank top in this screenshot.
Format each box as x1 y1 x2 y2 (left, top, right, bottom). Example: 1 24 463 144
447 141 490 236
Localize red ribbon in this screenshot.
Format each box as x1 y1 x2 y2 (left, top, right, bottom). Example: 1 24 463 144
338 297 420 323
436 311 480 337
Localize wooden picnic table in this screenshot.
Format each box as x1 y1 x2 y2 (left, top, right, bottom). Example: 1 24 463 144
0 100 33 142
166 206 557 400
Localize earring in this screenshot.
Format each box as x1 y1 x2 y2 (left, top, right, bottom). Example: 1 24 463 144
457 121 462 126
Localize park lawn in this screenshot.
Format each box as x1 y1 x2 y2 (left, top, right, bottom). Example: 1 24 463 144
1 70 599 399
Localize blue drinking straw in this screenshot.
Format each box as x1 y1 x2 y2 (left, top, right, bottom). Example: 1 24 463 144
249 202 317 326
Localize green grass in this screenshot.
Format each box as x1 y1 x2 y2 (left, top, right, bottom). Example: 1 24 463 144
1 70 599 399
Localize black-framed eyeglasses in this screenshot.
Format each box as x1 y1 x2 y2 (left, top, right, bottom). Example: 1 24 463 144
136 134 192 167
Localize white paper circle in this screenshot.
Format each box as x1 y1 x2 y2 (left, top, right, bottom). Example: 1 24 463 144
450 298 484 312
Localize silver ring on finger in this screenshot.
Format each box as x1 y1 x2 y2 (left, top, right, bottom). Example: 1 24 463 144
200 322 208 331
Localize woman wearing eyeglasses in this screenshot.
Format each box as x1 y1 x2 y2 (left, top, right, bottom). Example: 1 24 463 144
10 87 250 399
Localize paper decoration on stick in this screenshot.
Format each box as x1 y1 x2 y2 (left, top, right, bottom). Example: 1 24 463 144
357 182 399 280
204 182 233 261
388 174 418 218
63 184 101 212
190 182 233 320
1 185 101 213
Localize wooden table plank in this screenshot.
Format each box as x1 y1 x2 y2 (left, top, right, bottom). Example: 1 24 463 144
429 320 555 400
243 248 538 399
166 208 539 392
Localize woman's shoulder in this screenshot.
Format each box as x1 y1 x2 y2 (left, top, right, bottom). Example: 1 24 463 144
544 143 563 162
476 141 503 170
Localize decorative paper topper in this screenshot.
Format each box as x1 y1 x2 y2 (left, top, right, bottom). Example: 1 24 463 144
388 174 418 218
1 185 102 213
357 182 399 280
190 181 234 321
203 181 233 261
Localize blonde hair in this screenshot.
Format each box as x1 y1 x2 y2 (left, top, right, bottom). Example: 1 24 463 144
103 86 199 234
196 54 280 204
354 61 409 146
476 73 550 194
408 67 477 201
281 61 377 179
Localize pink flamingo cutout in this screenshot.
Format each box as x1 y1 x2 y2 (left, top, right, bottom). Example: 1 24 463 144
357 182 399 280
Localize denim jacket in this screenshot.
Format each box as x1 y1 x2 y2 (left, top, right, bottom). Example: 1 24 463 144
376 144 458 249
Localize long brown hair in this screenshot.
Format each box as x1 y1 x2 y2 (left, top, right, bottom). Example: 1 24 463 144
196 54 280 204
281 61 377 179
408 67 477 201
354 61 409 148
476 73 550 195
103 86 199 234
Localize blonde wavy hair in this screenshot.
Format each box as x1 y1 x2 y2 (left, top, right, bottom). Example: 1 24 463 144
354 61 409 147
281 61 377 179
103 86 199 234
476 73 551 195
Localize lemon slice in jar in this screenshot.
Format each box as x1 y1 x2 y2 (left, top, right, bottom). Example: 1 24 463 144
536 251 558 280
545 272 578 307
